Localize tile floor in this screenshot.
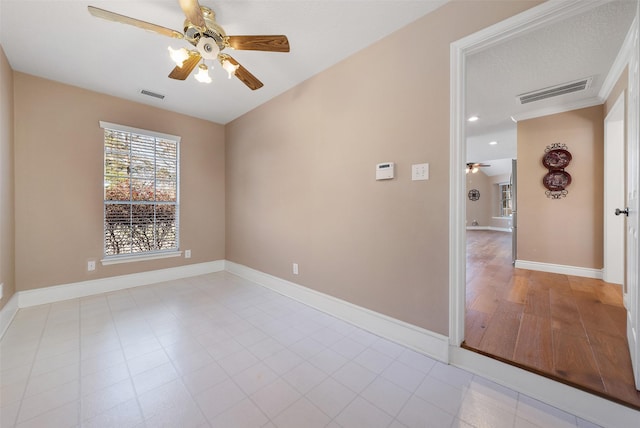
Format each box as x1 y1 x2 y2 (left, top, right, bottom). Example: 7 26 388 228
0 272 602 428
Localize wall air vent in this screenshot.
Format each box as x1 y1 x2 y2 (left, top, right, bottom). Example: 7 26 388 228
516 77 593 104
140 89 165 100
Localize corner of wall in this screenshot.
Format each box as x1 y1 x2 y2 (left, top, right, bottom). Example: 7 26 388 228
0 43 16 312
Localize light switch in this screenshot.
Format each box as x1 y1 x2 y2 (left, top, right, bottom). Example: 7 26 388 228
412 163 429 181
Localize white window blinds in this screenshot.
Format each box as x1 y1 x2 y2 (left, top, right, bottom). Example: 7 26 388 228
101 122 180 257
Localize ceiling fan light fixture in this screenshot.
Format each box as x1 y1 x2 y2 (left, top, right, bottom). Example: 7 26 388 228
222 59 239 79
194 63 212 83
196 37 220 60
168 46 190 67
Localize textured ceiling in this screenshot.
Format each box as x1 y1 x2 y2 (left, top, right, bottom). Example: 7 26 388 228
466 0 637 176
0 0 447 124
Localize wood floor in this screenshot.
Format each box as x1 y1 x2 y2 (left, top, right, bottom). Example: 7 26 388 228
464 230 640 409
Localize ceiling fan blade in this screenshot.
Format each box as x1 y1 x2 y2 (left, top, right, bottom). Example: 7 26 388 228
178 0 207 29
223 55 264 90
227 35 290 52
168 52 202 80
88 6 183 39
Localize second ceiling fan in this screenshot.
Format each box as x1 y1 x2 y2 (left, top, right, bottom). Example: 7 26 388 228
466 162 491 174
88 0 290 90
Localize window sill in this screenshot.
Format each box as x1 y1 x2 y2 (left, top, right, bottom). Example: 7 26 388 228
101 251 182 266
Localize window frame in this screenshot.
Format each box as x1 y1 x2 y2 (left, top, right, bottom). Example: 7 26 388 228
100 121 181 265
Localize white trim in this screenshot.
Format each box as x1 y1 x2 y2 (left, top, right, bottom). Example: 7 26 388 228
101 251 182 265
466 226 512 233
450 347 640 428
225 261 450 362
514 260 603 279
99 121 181 143
17 260 225 308
0 293 19 340
454 0 606 57
449 32 467 347
599 15 638 101
511 96 603 122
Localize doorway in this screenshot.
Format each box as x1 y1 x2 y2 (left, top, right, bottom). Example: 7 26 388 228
449 0 640 409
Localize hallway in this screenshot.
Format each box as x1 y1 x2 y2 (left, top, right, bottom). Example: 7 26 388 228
464 230 640 409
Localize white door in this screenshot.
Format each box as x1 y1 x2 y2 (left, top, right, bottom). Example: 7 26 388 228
624 17 640 389
604 94 625 285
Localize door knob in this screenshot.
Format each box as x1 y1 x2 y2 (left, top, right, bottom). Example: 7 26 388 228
615 207 629 216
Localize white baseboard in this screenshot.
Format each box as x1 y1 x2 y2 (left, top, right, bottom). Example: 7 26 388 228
515 260 603 279
17 260 225 308
0 293 19 340
225 261 449 363
466 226 512 232
450 347 640 428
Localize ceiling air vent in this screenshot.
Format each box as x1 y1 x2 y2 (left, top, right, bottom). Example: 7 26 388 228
140 89 165 100
516 77 592 104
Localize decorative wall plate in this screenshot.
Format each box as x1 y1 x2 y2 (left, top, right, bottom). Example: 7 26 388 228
542 149 572 170
543 170 572 191
468 189 480 201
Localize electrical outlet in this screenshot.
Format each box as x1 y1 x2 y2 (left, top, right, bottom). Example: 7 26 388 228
293 263 299 275
87 261 96 272
185 250 191 259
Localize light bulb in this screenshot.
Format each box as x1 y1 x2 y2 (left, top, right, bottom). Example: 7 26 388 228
168 46 189 67
472 167 479 173
222 59 239 79
194 64 212 83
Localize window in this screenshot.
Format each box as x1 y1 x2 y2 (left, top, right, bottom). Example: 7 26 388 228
499 183 512 217
101 122 180 258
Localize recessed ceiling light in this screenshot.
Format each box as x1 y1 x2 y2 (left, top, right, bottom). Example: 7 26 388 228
468 116 479 122
489 141 498 145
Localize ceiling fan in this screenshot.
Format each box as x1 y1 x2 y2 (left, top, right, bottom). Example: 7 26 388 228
88 0 290 90
466 162 491 174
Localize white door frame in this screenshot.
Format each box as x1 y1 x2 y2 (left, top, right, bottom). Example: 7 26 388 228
624 9 640 388
448 0 607 346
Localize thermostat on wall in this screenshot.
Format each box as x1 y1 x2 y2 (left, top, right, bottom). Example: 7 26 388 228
376 162 395 180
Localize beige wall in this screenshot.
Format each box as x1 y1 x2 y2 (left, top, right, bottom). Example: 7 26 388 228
13 73 225 291
517 105 604 268
0 45 15 310
466 171 514 230
466 171 492 227
226 1 540 334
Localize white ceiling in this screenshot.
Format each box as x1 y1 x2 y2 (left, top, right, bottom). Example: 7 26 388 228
465 0 637 177
0 0 447 124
